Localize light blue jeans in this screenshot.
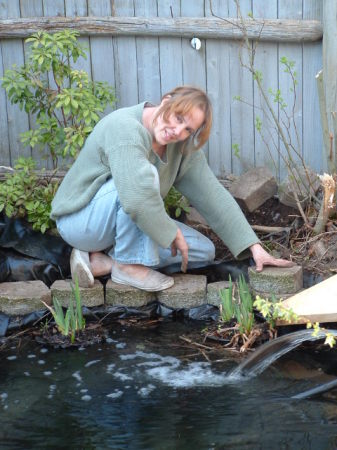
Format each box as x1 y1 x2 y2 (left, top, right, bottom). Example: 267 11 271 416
56 172 215 274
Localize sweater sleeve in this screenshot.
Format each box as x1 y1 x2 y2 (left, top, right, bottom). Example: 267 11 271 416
105 126 177 249
174 151 260 258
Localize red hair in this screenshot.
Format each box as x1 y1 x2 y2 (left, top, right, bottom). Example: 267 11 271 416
153 86 212 150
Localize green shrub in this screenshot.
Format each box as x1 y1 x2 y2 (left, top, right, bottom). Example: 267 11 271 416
0 157 57 233
164 187 190 219
1 30 115 168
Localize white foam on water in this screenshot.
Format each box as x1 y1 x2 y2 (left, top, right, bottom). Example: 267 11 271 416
47 385 56 399
0 393 8 400
72 371 82 383
27 354 36 359
107 390 123 399
137 384 156 397
43 371 52 376
38 360 45 365
78 347 85 351
80 389 88 393
106 338 117 344
106 363 116 374
24 372 30 377
81 395 92 401
40 348 48 354
146 362 228 388
113 371 133 381
116 342 126 349
7 355 17 361
120 351 179 367
85 360 101 368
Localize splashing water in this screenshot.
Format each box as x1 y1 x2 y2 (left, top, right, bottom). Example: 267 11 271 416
229 329 337 378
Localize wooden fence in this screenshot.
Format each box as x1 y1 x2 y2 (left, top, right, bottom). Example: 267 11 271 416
0 0 329 179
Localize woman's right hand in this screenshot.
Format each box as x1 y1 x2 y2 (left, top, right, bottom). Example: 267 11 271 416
171 227 189 272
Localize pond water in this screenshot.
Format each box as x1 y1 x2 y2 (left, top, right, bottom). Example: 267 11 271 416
1 321 337 450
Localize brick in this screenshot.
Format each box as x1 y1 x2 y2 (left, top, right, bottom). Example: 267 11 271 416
248 265 303 297
157 274 207 309
0 280 51 315
51 279 104 307
207 281 231 306
229 167 277 212
105 280 156 307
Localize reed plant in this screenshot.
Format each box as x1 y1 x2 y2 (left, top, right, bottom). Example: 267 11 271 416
42 277 85 343
219 275 255 336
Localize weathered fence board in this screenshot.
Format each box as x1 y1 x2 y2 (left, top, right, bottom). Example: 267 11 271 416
0 17 323 41
229 0 255 175
206 0 231 176
253 0 279 174
278 1 303 180
88 0 115 114
303 0 323 172
113 0 138 108
158 0 183 95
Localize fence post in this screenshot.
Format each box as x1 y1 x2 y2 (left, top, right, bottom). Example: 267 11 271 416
323 0 337 168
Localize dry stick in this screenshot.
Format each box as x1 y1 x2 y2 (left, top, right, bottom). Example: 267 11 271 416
179 335 214 350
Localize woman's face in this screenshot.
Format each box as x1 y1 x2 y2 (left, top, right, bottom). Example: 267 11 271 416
152 104 205 147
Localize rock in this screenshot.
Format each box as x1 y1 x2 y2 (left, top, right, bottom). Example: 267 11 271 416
278 168 320 209
186 207 209 226
105 280 156 307
207 281 231 306
229 167 278 212
0 280 51 315
157 274 207 309
248 266 303 297
51 279 104 307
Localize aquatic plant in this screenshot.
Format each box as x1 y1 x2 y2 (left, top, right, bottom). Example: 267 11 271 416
219 275 255 336
219 275 234 322
253 295 299 329
42 277 85 343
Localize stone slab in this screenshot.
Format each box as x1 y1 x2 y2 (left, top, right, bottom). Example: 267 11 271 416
157 274 207 309
105 280 156 307
277 274 337 325
0 280 51 315
248 265 303 296
207 281 231 306
229 167 277 212
51 279 104 307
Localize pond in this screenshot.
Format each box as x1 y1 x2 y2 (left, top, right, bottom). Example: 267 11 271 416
1 320 337 450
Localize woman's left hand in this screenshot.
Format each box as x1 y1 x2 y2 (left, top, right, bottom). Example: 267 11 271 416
249 243 295 272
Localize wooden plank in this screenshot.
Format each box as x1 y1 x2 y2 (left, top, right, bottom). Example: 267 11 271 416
134 0 161 103
157 0 183 96
206 0 232 176
279 274 337 325
42 0 64 16
302 0 323 173
278 0 303 181
228 0 255 174
0 41 10 165
0 0 30 165
181 2 208 159
20 0 45 167
253 0 279 177
88 0 115 114
0 17 323 41
113 0 138 108
323 0 337 166
65 0 92 77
